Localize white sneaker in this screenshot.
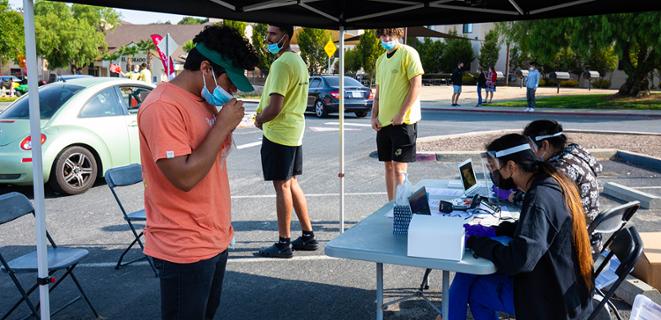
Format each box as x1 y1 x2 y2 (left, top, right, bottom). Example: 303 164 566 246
529 108 535 112
524 107 530 112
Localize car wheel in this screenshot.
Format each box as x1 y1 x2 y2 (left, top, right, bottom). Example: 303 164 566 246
314 100 328 118
50 146 98 195
355 111 368 118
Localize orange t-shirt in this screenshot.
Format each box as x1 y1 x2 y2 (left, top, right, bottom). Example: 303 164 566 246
138 82 233 264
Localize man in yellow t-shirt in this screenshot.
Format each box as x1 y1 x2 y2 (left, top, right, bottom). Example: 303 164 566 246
371 28 424 201
139 63 152 84
121 64 141 81
254 24 316 259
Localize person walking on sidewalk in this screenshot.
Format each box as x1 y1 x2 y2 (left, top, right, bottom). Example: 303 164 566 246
525 62 540 112
138 25 258 320
485 65 497 104
451 62 464 106
371 27 424 201
254 24 317 259
476 66 486 107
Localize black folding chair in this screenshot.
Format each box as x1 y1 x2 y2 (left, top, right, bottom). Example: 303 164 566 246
0 192 99 320
588 226 645 320
104 164 157 277
588 201 640 255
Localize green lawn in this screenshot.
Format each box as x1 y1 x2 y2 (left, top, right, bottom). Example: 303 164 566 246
493 93 661 110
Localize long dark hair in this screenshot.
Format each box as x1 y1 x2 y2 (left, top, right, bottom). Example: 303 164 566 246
486 133 593 289
523 119 567 150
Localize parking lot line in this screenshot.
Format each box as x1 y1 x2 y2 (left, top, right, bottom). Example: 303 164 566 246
77 255 337 268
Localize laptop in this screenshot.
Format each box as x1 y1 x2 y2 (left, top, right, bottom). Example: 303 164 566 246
408 186 431 215
458 159 480 197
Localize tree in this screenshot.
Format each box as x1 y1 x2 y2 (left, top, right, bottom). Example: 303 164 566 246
136 40 156 69
440 29 475 72
479 29 500 68
356 30 384 83
412 37 445 74
344 48 361 73
499 13 661 97
0 0 24 68
183 40 196 53
71 3 120 31
34 0 106 71
250 23 275 75
178 16 208 25
298 27 331 74
222 20 247 35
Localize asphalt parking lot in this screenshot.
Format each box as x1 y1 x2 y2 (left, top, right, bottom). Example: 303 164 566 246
1 106 660 319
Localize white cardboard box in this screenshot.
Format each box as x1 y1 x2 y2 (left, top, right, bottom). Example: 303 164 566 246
407 214 465 261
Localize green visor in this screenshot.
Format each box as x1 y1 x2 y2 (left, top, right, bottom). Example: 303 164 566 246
195 43 254 92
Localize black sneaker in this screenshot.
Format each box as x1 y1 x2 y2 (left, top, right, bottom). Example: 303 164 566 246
254 243 293 258
292 236 319 251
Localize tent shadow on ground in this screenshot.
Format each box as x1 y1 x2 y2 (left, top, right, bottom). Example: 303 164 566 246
0 245 391 320
0 178 107 200
100 220 357 233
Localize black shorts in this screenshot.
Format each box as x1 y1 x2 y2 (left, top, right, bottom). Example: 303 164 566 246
260 136 303 181
376 123 417 163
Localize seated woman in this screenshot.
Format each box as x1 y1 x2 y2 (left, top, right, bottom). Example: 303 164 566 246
440 133 594 320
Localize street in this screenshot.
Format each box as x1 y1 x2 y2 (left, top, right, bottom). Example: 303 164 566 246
1 106 660 319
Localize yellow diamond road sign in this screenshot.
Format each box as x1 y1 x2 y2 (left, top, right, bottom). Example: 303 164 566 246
324 40 337 58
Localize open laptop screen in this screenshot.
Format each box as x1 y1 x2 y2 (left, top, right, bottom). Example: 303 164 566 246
459 159 478 195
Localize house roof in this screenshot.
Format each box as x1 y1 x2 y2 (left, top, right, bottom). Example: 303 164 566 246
105 23 208 58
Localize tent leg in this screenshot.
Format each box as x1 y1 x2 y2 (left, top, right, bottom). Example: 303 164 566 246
339 26 345 233
23 1 51 318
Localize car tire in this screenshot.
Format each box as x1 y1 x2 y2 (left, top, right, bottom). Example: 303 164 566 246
314 100 329 118
355 111 368 118
49 146 98 195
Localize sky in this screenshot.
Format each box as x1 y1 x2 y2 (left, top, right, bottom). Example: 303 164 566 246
9 0 205 24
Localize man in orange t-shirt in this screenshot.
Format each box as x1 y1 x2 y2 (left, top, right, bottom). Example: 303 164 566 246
138 25 258 320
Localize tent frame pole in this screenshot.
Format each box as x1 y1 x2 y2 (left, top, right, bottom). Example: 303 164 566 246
339 26 345 233
23 0 51 318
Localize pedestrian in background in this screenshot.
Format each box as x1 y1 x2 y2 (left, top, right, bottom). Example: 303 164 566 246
525 62 540 112
476 66 486 107
451 61 464 106
139 63 152 84
485 65 497 104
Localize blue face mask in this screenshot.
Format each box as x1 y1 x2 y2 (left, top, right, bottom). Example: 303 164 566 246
381 39 397 51
267 35 285 55
201 68 233 106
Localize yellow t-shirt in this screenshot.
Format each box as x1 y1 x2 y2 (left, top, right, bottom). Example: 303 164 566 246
375 44 424 127
256 51 309 147
139 69 152 84
128 72 141 81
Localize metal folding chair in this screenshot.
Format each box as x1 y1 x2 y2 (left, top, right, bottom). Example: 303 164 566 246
104 164 157 277
0 192 99 320
588 226 645 320
588 201 640 255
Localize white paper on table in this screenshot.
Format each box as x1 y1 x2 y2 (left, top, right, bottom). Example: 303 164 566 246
427 187 464 197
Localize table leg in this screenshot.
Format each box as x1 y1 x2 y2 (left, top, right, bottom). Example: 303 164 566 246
376 263 383 320
442 270 450 319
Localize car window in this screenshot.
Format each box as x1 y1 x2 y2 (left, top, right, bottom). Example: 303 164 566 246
310 78 321 88
119 86 152 113
323 76 363 87
79 87 124 118
0 84 85 119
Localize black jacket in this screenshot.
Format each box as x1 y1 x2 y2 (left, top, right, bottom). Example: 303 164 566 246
451 68 463 86
477 71 487 87
467 176 593 320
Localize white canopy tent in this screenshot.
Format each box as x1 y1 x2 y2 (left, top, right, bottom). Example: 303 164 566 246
20 0 661 317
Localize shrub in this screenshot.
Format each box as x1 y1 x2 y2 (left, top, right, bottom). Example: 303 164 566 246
559 80 579 87
591 79 611 89
462 73 476 85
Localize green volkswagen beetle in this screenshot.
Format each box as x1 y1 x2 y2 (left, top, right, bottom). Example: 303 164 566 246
0 77 153 195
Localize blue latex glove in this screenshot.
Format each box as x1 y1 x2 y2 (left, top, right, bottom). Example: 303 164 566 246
491 185 514 202
464 224 496 239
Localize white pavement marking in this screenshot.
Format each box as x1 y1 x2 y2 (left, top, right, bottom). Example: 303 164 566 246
324 122 371 127
231 191 387 199
309 127 359 132
635 186 661 189
236 141 263 149
77 255 337 268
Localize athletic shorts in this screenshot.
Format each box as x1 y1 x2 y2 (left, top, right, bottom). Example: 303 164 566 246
260 136 303 181
453 85 462 94
376 123 417 163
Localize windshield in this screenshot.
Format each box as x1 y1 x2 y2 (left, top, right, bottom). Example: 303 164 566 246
0 84 85 119
324 76 363 87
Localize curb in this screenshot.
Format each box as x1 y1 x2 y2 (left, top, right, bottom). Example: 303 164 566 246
420 106 661 119
615 150 661 173
417 129 661 145
603 182 660 210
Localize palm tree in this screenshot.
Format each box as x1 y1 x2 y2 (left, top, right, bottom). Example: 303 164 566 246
136 40 157 69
